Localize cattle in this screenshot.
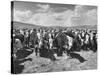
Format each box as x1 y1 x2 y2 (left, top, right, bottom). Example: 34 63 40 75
84 33 90 50
24 30 30 47
53 32 69 56
12 48 33 74
12 28 97 69
48 33 53 49
29 29 38 48
13 33 24 45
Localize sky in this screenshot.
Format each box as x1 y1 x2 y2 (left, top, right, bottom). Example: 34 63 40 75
12 1 97 27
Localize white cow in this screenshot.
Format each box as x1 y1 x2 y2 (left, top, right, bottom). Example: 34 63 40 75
48 33 53 49
66 35 73 50
37 32 42 48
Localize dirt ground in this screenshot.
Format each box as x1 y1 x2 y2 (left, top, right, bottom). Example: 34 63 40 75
21 50 97 73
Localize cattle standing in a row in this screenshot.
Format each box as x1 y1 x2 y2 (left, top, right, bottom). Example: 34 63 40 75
12 28 97 61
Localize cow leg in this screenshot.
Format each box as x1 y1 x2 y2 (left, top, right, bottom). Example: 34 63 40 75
35 47 39 56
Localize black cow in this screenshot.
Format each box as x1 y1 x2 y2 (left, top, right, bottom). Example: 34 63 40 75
29 29 38 48
12 48 33 74
53 32 69 56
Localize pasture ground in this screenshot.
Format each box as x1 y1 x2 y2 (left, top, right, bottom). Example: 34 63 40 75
21 50 97 73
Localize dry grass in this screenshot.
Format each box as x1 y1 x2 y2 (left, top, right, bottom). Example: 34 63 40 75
22 50 97 73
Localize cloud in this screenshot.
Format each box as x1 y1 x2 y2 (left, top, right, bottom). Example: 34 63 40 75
27 10 74 26
36 4 50 12
13 5 97 27
85 9 97 25
13 9 32 22
71 5 97 26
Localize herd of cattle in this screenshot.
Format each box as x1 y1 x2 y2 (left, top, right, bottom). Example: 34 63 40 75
12 27 97 74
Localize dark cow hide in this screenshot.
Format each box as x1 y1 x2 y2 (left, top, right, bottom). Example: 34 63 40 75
53 32 68 56
12 48 33 74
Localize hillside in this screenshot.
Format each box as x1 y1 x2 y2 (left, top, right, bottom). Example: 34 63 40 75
12 21 97 30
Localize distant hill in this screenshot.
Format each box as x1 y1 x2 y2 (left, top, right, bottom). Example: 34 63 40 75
12 21 97 30
70 25 97 30
12 21 42 29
